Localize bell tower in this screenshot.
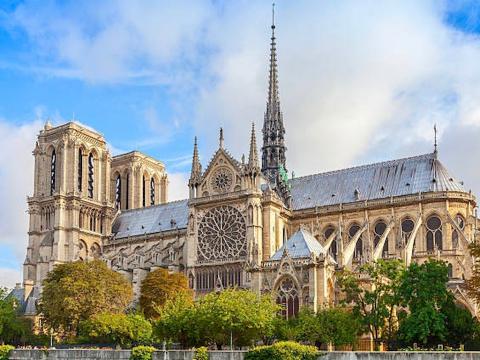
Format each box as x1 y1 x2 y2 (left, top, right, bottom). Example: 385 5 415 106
23 121 116 300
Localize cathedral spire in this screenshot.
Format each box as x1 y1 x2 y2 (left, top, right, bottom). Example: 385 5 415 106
189 136 202 183
261 2 287 186
248 123 259 170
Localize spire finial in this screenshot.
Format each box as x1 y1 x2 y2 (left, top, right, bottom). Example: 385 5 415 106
272 1 275 31
434 124 438 155
219 127 224 149
248 122 259 170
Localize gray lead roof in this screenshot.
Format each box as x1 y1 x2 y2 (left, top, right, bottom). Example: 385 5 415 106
112 199 189 240
290 153 466 210
270 228 327 261
111 153 467 239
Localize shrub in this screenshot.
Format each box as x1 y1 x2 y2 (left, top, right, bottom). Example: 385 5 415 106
193 346 208 360
0 345 14 360
130 345 156 360
245 341 319 360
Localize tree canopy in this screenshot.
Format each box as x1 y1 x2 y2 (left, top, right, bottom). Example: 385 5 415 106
397 259 454 346
38 260 133 336
0 288 30 345
338 259 404 345
155 289 279 349
139 268 192 320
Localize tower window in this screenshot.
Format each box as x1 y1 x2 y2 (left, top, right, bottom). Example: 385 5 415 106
50 149 56 195
88 153 94 198
126 173 129 209
142 175 146 207
324 226 337 262
77 148 83 192
115 175 121 210
150 177 155 206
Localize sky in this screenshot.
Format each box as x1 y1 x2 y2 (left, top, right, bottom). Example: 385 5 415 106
1 0 480 288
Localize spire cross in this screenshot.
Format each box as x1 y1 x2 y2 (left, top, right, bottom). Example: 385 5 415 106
434 124 438 154
272 2 275 31
219 127 224 149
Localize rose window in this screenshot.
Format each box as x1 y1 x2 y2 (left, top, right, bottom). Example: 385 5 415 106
197 205 247 262
211 168 233 193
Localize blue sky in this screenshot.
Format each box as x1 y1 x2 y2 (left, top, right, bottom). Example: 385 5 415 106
1 0 480 287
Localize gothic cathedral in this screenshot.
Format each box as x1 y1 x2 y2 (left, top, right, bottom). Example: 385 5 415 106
18 14 478 318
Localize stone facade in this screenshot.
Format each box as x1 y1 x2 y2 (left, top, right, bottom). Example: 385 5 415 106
19 14 479 318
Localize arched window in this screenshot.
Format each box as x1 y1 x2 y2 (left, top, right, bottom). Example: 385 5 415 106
426 215 442 252
276 277 299 319
374 221 388 258
324 226 336 261
125 173 130 209
401 218 415 246
150 177 155 206
142 175 146 207
447 263 453 278
115 175 121 210
77 148 83 192
90 243 101 259
349 224 362 260
88 153 94 198
452 214 465 250
50 149 56 195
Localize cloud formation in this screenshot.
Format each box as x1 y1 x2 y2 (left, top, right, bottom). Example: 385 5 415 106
0 119 41 287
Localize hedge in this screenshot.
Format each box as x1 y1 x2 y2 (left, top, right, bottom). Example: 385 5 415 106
245 341 319 360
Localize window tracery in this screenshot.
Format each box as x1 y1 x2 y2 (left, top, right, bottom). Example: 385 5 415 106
276 276 299 319
197 205 247 262
401 218 415 247
373 220 388 258
210 167 233 193
426 215 442 252
349 223 362 260
324 226 337 261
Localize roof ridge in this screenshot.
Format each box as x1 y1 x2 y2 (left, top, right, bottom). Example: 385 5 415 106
291 153 434 182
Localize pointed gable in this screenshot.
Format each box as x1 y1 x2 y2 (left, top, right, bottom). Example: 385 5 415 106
270 228 326 261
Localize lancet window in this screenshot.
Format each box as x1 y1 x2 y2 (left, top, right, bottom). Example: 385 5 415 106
50 149 56 195
88 153 94 198
115 175 121 210
426 215 442 252
349 223 362 260
324 226 336 261
452 214 465 250
77 148 83 192
373 220 388 258
150 177 155 206
401 218 415 247
276 277 299 319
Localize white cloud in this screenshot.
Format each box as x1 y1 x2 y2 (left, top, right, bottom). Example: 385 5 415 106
0 268 22 289
0 120 41 263
167 172 189 201
3 0 480 198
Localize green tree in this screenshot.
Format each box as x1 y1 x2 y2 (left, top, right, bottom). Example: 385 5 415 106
316 307 361 347
38 260 133 336
139 268 192 320
155 293 198 348
397 259 453 346
0 288 30 345
443 302 476 348
338 259 404 346
196 289 279 348
79 313 152 348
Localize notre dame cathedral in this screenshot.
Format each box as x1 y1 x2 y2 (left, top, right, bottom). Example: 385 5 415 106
18 14 478 319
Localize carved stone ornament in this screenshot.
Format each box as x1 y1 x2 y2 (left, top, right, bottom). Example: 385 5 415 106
197 205 247 262
210 167 233 193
